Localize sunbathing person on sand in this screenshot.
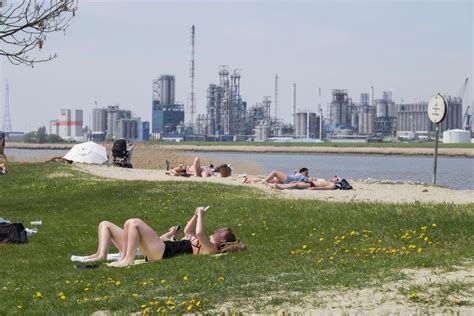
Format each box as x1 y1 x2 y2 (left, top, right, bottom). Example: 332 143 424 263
243 168 310 184
271 176 340 190
78 206 245 267
169 157 214 177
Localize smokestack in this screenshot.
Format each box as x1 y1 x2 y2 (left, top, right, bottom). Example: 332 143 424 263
319 87 323 141
274 74 278 120
292 83 296 127
371 86 374 106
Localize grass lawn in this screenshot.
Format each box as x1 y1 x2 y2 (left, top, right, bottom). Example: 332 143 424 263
0 163 473 314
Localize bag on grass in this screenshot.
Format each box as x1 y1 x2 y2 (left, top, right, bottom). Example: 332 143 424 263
0 223 28 244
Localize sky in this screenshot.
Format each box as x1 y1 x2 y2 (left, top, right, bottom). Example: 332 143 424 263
0 0 472 132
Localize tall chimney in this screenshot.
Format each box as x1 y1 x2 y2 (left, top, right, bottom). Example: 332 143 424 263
292 83 296 127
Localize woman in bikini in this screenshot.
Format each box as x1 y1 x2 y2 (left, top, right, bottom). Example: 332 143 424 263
169 157 214 177
272 176 339 190
81 206 244 267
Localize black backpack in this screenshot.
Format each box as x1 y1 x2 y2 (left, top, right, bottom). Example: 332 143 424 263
336 179 353 190
0 223 28 244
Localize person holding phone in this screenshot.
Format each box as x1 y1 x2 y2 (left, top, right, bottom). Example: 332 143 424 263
79 206 245 267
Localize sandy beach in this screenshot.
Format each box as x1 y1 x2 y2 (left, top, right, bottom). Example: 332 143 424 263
76 164 474 204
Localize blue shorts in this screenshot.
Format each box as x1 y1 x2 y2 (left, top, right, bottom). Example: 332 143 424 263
285 175 308 184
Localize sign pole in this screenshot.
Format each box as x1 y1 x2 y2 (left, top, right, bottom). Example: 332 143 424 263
427 93 447 187
432 123 439 185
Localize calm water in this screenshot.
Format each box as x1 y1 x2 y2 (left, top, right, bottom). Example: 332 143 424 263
6 148 474 190
191 151 474 190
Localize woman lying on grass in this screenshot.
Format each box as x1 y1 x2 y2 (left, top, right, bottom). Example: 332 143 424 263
81 206 245 267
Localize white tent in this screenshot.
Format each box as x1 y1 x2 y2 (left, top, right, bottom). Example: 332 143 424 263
64 141 108 164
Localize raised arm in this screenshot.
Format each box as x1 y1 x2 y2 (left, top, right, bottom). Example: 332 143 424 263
183 211 199 238
195 207 218 254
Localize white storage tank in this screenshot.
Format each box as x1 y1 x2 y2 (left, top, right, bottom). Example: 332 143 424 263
442 129 471 143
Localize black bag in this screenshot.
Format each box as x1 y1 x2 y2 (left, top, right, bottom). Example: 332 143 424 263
0 223 28 244
112 139 127 158
336 179 353 190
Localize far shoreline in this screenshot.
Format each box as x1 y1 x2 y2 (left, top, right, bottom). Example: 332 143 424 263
6 142 474 158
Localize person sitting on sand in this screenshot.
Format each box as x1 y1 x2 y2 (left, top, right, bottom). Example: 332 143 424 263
79 206 245 267
169 157 214 177
271 175 340 190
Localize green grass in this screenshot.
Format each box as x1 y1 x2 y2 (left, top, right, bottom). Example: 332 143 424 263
0 163 473 314
151 140 474 149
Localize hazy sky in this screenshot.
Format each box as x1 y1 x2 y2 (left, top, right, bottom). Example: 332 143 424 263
1 0 472 132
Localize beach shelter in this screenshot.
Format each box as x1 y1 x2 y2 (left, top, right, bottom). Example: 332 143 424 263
64 141 108 164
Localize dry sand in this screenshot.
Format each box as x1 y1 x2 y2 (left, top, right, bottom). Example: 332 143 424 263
75 164 474 204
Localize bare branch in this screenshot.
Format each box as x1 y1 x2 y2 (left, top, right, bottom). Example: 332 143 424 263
0 0 78 67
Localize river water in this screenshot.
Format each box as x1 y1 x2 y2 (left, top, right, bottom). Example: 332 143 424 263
6 148 474 190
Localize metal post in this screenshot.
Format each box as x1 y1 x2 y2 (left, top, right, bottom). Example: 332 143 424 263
432 123 439 185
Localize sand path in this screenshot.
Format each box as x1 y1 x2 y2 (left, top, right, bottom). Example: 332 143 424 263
76 164 474 204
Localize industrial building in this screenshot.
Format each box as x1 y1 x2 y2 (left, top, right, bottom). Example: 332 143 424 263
329 89 352 128
151 75 184 133
91 105 148 141
50 109 84 141
375 91 397 135
200 66 247 136
397 96 463 139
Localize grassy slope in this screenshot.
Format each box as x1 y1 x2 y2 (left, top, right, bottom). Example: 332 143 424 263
0 163 472 314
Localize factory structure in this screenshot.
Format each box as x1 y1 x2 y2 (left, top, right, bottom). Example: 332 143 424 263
151 75 185 135
90 105 149 142
50 109 84 141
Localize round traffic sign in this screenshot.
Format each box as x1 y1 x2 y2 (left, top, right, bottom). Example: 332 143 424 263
427 94 447 124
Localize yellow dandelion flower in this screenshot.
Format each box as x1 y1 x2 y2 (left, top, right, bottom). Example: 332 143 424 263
309 233 313 237
34 291 43 299
141 304 147 309
160 279 167 284
302 244 308 250
143 307 150 314
115 281 121 286
424 236 429 242
421 226 427 231
432 223 437 228
319 237 324 242
83 288 89 292
417 248 423 253
59 294 66 301
132 293 139 298
251 233 256 237
218 276 225 281
16 305 23 309
196 301 202 306
317 258 323 263
65 280 70 284
187 304 193 311
363 234 369 239
377 239 382 244
183 275 189 281
329 256 334 260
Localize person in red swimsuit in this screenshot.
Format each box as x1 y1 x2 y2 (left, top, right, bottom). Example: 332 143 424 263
80 206 245 267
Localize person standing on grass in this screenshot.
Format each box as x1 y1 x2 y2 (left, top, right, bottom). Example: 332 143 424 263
79 206 245 267
0 132 6 162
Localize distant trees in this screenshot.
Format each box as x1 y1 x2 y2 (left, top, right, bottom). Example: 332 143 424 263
0 0 78 66
24 126 64 143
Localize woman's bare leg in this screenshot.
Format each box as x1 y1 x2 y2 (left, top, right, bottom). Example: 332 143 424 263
86 221 124 261
110 219 165 267
192 157 203 177
264 170 288 184
309 180 337 190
